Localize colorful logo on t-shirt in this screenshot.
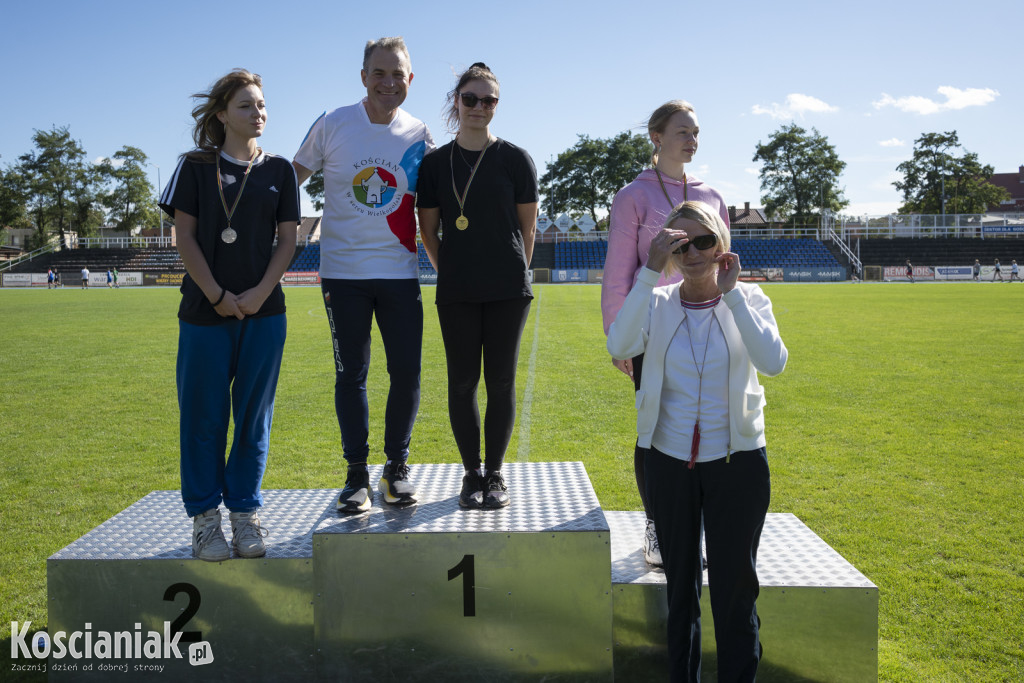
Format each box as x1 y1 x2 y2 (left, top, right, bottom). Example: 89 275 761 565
352 166 398 208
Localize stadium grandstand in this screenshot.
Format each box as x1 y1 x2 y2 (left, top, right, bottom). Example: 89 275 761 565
4 210 1022 285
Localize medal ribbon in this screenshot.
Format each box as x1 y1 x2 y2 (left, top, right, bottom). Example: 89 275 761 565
450 137 492 222
655 168 688 210
681 295 721 469
215 150 257 232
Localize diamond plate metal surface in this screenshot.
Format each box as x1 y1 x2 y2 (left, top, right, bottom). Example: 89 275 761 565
316 462 608 535
48 489 339 560
608 510 875 588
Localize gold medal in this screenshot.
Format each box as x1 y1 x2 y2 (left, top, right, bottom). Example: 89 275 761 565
450 136 493 233
221 227 238 244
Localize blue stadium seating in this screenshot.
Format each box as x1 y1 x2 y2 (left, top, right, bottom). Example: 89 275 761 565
292 238 839 275
731 239 840 269
553 240 608 269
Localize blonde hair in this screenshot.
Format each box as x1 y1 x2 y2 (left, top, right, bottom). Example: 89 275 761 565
186 69 262 161
648 99 695 167
663 201 730 278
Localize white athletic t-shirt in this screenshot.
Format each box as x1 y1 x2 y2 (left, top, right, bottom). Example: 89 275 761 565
294 100 434 279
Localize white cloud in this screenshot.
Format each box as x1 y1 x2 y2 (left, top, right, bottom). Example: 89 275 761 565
752 93 838 119
878 138 905 147
744 167 759 175
872 86 999 115
93 156 125 167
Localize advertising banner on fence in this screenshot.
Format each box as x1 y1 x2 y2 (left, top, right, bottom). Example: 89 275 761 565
982 224 1024 235
883 266 934 281
784 267 847 282
143 272 186 287
281 271 321 286
418 270 437 284
2 273 32 287
553 269 587 283
740 268 784 283
934 266 973 281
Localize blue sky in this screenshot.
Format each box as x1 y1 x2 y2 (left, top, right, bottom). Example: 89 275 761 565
1 0 1020 219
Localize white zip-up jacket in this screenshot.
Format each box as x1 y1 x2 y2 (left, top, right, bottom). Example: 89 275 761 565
606 267 788 455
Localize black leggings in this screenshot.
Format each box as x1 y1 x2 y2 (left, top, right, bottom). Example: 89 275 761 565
436 298 532 471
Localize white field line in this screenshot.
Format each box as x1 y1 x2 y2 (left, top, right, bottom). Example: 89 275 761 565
516 293 540 463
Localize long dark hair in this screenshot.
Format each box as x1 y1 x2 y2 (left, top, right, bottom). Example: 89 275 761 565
184 69 263 162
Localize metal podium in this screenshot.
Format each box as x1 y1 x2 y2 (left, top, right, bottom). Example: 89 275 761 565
46 462 877 681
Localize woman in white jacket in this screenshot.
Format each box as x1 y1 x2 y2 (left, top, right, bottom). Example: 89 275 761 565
607 201 787 683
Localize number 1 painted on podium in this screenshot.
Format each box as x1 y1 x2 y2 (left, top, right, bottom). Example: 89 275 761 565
447 554 475 617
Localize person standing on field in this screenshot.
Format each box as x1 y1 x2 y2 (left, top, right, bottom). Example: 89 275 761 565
601 99 730 567
81 267 90 289
417 62 538 509
160 68 299 561
293 36 434 514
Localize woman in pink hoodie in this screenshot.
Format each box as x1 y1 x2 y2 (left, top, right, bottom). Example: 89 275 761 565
601 100 730 567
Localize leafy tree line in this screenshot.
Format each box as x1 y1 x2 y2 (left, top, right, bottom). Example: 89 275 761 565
1 126 159 250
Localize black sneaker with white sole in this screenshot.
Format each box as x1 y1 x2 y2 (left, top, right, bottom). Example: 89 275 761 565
337 465 372 514
379 461 417 506
459 470 484 509
483 470 510 508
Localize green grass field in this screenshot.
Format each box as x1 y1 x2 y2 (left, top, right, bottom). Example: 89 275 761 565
1 283 1022 681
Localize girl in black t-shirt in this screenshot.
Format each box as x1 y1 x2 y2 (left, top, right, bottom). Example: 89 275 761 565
159 69 299 561
418 63 539 509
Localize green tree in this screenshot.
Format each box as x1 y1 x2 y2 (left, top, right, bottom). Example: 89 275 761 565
894 131 1008 215
100 146 159 233
305 170 325 212
15 126 103 244
753 123 848 224
0 160 30 230
539 132 652 224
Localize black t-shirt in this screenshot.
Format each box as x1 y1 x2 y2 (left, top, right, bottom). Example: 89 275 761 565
160 152 300 325
417 138 538 305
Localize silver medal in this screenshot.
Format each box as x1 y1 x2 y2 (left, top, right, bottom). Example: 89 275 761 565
221 227 237 244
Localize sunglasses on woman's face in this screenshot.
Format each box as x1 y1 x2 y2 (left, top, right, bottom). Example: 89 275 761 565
673 234 717 254
459 93 499 109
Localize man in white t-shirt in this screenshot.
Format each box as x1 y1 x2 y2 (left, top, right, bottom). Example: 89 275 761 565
81 267 90 289
293 36 434 514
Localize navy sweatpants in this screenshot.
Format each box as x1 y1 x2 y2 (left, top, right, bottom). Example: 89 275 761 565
177 315 286 517
646 446 770 683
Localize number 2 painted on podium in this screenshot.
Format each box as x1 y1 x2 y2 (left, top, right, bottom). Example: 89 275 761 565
163 582 203 643
447 554 475 617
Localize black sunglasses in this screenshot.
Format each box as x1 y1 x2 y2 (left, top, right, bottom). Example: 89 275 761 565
673 234 717 254
459 93 499 109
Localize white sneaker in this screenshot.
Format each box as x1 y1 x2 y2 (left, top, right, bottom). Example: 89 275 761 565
192 509 230 562
643 519 663 567
229 511 268 558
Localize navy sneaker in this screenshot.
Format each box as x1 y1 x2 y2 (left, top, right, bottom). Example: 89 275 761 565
483 470 510 509
459 470 484 509
379 461 417 506
337 465 372 514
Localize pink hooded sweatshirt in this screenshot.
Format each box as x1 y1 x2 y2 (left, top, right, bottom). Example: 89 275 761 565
601 169 730 333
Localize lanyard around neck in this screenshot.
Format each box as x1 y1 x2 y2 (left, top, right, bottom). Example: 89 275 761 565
655 168 687 210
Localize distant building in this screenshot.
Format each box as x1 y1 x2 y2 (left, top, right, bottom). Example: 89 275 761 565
728 202 769 228
987 165 1024 213
298 216 322 243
